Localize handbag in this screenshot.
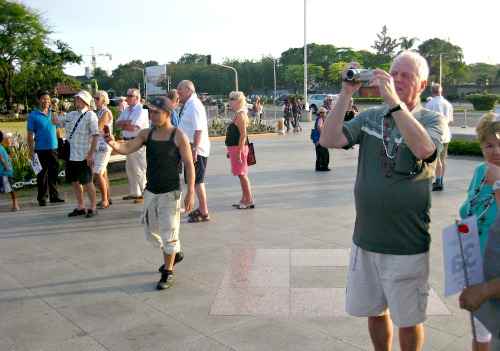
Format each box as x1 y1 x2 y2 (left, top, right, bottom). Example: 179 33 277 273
246 137 256 166
58 112 86 161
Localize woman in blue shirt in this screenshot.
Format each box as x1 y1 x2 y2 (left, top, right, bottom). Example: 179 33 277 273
459 112 500 350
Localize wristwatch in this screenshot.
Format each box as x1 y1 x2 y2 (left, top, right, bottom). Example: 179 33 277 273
388 102 407 115
493 180 500 191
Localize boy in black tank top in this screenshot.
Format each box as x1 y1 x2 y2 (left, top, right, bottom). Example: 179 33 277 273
106 97 195 290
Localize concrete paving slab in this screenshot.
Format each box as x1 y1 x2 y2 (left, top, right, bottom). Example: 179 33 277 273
0 129 491 349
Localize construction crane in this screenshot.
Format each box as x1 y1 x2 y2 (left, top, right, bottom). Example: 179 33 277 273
83 47 112 78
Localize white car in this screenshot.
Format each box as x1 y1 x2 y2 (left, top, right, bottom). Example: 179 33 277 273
308 94 337 113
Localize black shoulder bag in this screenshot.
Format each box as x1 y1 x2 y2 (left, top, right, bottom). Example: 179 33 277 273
58 112 86 161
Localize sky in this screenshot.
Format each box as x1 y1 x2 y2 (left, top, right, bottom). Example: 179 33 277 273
22 0 500 76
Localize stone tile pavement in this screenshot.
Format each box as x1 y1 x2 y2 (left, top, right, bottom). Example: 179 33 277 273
0 124 497 350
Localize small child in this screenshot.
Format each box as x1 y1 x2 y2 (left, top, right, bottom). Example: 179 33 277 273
0 131 20 211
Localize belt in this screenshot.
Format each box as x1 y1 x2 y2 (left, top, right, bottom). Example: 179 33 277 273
123 137 135 141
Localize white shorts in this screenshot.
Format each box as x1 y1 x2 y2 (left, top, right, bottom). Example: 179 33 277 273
141 190 181 255
93 147 111 175
346 243 430 328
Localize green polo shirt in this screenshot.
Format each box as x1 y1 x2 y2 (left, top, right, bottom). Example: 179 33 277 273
343 104 445 255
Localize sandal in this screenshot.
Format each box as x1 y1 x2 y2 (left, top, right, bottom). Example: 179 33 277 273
188 208 202 218
188 213 210 223
237 203 255 210
98 202 110 209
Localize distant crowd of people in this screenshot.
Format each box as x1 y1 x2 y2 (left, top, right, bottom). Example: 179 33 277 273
1 50 499 349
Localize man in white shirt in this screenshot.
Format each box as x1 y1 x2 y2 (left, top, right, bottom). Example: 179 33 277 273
116 88 149 203
425 83 453 191
53 90 100 218
177 80 211 222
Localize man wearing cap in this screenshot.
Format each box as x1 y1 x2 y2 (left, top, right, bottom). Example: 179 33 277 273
53 90 99 218
106 96 195 290
27 91 65 206
177 80 211 222
425 83 453 191
116 88 149 203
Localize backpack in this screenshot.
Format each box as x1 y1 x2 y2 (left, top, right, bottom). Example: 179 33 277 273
310 117 321 143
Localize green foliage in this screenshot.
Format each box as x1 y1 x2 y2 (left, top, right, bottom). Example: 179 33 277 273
418 38 467 85
7 133 35 182
0 1 81 111
465 94 498 111
353 97 384 104
372 25 399 57
327 62 348 87
208 117 275 137
448 140 482 156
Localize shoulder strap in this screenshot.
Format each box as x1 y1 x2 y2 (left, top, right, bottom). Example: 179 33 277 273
145 127 155 145
68 112 86 140
169 128 177 142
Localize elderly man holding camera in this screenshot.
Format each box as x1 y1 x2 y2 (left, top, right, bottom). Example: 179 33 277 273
320 51 445 351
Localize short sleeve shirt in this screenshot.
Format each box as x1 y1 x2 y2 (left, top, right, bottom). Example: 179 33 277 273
343 104 445 255
425 96 453 143
60 109 99 161
27 109 58 150
117 104 149 139
178 94 211 157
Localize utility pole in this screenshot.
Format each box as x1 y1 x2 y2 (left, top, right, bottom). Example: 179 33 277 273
303 0 308 110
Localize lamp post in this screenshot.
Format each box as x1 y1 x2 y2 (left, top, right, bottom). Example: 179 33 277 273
303 0 308 110
273 58 277 104
218 64 239 91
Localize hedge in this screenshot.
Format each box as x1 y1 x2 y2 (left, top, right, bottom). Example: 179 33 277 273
353 97 384 104
465 94 498 111
448 140 482 156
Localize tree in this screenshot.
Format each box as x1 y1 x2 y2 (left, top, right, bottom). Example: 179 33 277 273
372 25 400 57
283 64 324 93
327 61 348 87
0 1 81 110
418 38 468 84
108 60 146 96
177 53 209 65
399 36 419 51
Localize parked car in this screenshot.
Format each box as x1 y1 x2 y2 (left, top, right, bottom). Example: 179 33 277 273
308 94 338 113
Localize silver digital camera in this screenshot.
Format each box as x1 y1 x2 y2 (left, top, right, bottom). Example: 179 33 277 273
342 68 374 83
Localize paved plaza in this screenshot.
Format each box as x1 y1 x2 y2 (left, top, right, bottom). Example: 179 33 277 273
0 123 496 350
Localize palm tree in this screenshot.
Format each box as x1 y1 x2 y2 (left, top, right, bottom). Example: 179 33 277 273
399 37 419 51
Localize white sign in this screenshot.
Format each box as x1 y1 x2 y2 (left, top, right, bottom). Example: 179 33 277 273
30 154 43 175
145 65 167 96
442 216 484 297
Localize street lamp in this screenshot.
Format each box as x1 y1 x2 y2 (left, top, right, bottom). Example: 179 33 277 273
273 58 277 104
218 64 239 91
303 0 308 110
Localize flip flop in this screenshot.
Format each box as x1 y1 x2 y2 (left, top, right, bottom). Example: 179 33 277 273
237 203 255 210
188 213 210 223
188 208 202 218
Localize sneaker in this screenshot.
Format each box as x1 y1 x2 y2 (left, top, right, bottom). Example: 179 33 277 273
50 197 65 204
68 208 86 217
158 252 184 273
85 209 97 218
156 271 174 290
432 182 443 191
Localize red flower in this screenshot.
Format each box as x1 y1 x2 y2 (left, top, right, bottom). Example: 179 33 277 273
457 224 469 234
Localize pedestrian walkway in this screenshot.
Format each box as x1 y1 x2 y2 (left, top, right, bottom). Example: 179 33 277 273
0 129 494 350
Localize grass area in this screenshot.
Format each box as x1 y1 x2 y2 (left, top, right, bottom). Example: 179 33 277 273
0 121 27 137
